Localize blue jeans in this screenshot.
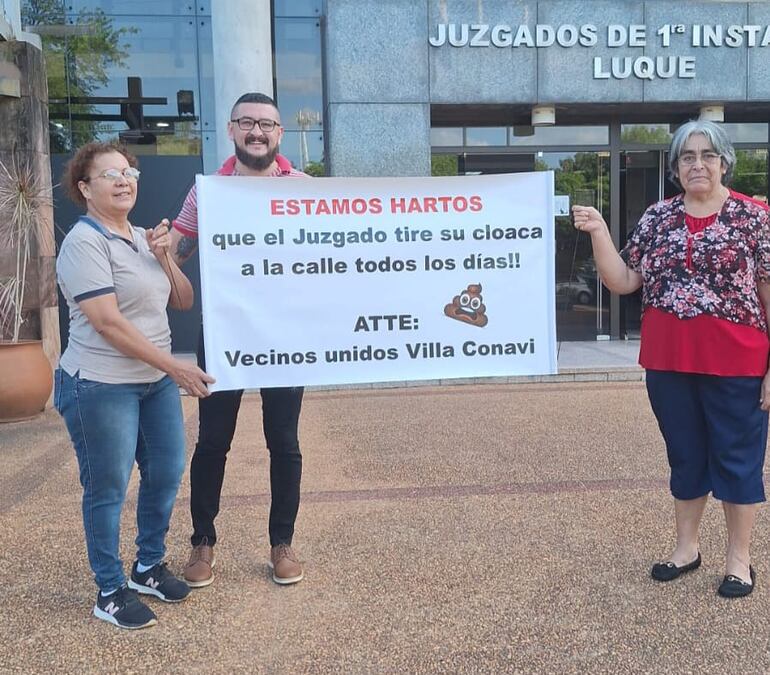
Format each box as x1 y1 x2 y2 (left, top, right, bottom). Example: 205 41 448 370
54 368 186 591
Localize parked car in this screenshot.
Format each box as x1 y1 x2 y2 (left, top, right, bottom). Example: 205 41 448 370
556 276 595 307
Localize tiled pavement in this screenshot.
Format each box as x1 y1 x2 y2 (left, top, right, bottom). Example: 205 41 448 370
5 346 770 674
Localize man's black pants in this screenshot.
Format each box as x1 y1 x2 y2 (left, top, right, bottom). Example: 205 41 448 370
190 334 303 547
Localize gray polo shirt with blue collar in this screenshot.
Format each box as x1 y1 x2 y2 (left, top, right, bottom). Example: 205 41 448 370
56 216 172 383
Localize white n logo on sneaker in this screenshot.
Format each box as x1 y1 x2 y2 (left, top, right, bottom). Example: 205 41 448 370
104 602 120 616
146 577 160 589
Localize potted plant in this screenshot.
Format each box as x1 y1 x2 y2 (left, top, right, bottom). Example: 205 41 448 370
0 155 54 422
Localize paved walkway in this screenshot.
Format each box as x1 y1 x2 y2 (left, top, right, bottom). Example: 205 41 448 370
2 375 770 674
556 338 640 370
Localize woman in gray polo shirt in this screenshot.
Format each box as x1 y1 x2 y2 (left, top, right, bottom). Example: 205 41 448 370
55 142 214 629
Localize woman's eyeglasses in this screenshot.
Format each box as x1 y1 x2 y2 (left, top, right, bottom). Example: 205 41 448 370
85 167 141 182
678 152 722 166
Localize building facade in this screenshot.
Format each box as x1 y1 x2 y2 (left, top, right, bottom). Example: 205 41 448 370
26 0 770 349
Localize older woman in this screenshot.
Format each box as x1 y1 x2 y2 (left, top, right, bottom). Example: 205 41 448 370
573 120 770 599
55 142 214 628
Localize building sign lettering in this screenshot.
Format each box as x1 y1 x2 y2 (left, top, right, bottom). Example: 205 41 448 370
429 23 770 80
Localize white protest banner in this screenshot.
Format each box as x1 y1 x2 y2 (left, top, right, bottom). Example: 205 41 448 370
197 172 556 391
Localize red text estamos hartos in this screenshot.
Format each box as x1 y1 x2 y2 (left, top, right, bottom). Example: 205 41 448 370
270 195 483 216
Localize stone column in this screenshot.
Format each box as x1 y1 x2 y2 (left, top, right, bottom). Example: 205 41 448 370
210 0 274 168
0 40 59 377
324 0 431 177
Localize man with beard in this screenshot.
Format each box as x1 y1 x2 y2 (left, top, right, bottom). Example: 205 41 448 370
169 92 307 588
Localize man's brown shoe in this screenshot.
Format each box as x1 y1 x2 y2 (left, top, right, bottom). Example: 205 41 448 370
269 544 304 585
184 542 215 588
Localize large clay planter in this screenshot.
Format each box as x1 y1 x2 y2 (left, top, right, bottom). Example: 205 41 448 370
0 340 53 423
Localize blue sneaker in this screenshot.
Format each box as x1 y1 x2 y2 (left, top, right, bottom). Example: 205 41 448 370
94 585 157 629
128 561 190 602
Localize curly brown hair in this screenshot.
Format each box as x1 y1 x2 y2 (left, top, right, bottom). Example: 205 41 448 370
62 142 139 208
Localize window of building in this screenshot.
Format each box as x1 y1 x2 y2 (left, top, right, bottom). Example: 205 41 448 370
24 2 210 155
279 130 325 176
509 126 609 146
196 16 215 134
722 123 768 145
63 1 197 15
273 16 323 172
465 127 507 146
621 123 769 147
273 0 321 17
621 124 672 146
430 128 463 147
536 151 611 340
431 154 459 176
733 149 768 202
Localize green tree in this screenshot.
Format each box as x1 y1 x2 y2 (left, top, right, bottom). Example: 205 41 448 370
22 1 136 150
303 160 326 177
732 150 768 200
156 121 201 156
431 154 458 176
620 125 671 145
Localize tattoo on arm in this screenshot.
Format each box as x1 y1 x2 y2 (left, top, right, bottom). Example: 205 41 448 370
176 235 198 264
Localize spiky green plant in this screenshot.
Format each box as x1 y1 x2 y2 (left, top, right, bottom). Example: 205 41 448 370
0 157 52 342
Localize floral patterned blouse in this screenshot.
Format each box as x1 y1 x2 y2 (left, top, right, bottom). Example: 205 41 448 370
620 192 770 333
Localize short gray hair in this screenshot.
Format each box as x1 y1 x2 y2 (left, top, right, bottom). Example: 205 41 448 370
668 119 736 188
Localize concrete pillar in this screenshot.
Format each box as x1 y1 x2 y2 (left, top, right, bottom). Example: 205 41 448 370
324 0 431 177
210 0 273 167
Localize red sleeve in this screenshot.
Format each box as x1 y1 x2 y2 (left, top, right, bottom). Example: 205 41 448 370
172 185 199 238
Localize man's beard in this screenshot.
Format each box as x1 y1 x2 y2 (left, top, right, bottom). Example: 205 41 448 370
235 140 278 171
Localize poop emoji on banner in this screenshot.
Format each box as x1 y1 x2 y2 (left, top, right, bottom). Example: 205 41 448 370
444 283 488 327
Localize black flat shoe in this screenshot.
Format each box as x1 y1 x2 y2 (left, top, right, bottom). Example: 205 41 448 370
651 552 702 582
718 566 756 598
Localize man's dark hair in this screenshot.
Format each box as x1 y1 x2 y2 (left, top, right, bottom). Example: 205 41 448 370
231 92 278 117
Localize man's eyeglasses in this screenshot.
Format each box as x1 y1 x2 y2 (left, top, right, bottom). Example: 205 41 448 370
85 167 141 182
678 152 722 166
231 117 281 132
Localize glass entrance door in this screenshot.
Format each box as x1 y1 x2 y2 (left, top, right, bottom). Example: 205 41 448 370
460 151 611 341
619 151 679 337
541 151 611 341
620 151 659 338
